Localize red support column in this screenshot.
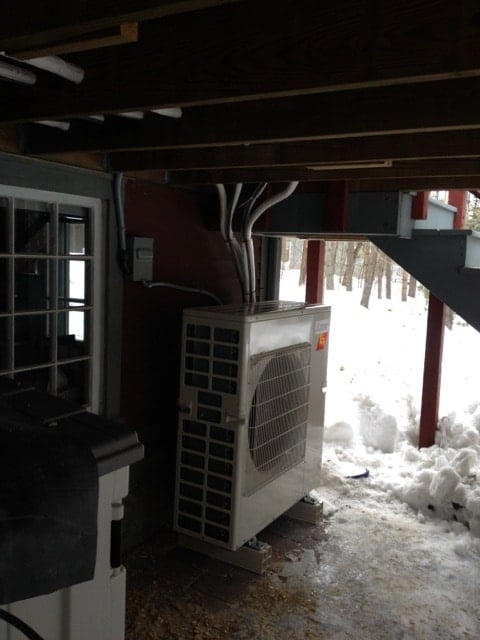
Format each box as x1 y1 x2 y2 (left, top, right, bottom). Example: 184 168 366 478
411 191 429 220
448 190 467 229
418 292 445 448
305 240 325 304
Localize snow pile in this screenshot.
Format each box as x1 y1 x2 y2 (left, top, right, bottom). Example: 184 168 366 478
356 394 398 453
279 268 480 555
322 395 480 554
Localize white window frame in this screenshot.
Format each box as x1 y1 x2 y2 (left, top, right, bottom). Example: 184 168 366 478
0 185 104 412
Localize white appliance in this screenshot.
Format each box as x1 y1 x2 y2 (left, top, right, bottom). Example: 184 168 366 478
174 301 330 550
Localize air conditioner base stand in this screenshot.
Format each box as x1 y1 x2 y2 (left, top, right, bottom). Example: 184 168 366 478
285 494 323 524
178 534 272 575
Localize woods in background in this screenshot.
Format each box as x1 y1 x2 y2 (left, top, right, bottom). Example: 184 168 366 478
286 237 457 327
292 238 414 309
286 191 480 323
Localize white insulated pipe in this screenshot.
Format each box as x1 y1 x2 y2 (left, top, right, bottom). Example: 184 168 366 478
25 56 84 84
0 60 36 85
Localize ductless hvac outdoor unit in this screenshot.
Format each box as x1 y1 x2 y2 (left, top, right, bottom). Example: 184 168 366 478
174 301 330 551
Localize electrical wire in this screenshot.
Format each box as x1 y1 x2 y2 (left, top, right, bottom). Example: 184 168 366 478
113 172 131 276
142 280 222 305
239 183 268 303
0 609 45 640
216 183 246 299
242 181 299 303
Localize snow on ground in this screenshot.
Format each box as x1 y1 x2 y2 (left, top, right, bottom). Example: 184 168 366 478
280 268 480 558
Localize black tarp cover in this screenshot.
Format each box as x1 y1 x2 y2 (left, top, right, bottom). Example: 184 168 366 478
0 416 98 604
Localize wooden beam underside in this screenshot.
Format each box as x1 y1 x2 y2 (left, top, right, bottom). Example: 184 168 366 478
11 23 139 59
166 159 480 184
22 78 480 154
2 1 480 123
109 130 480 171
0 0 240 54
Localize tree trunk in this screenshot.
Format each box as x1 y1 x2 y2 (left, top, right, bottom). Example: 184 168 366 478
376 257 384 299
343 242 355 291
336 242 346 279
298 241 307 285
325 242 337 290
385 259 392 299
408 276 417 298
360 244 378 308
401 270 408 302
444 305 454 329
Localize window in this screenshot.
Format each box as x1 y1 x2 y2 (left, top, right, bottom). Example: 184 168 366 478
0 186 103 411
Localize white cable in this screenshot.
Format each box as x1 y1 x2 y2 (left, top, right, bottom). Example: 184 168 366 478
245 181 299 241
216 184 228 239
216 183 246 299
243 181 299 303
142 280 222 305
227 184 245 286
242 183 268 301
245 182 268 217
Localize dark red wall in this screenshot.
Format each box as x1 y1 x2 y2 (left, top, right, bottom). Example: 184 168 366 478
120 179 241 547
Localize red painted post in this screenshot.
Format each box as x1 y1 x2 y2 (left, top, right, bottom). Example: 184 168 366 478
448 190 467 229
418 292 445 448
411 191 429 220
305 240 325 304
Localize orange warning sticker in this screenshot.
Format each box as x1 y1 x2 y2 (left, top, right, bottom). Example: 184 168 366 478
316 332 328 351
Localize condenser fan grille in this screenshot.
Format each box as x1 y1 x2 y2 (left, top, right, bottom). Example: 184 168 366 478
246 342 311 495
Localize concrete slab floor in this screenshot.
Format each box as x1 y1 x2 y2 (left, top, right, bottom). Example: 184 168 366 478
125 497 480 640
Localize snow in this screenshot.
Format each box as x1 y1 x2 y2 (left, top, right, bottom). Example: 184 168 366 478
279 268 480 559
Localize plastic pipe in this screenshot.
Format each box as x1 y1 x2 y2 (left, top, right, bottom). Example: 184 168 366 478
0 59 36 85
113 172 130 276
151 108 183 119
35 120 70 131
243 181 299 302
25 56 84 84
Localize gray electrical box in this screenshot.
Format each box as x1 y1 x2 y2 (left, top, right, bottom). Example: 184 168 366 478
127 236 154 281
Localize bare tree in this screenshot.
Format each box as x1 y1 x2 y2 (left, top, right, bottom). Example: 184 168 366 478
360 243 378 308
325 242 337 290
408 276 417 298
342 241 362 291
385 259 392 300
444 305 454 330
298 241 307 286
401 270 408 302
376 256 385 299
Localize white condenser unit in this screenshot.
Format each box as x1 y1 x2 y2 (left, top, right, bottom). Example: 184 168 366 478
174 301 331 550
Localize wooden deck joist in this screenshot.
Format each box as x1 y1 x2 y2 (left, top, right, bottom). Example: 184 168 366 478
22 78 480 154
2 1 480 123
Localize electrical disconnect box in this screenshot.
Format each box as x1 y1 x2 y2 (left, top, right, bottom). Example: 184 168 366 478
127 236 154 281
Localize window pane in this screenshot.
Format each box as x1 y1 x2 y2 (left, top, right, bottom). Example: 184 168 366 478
14 199 54 254
57 360 89 405
14 366 51 392
58 259 90 308
14 314 52 367
14 258 52 311
0 317 11 371
0 258 10 312
0 197 9 253
58 205 91 256
57 310 89 358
